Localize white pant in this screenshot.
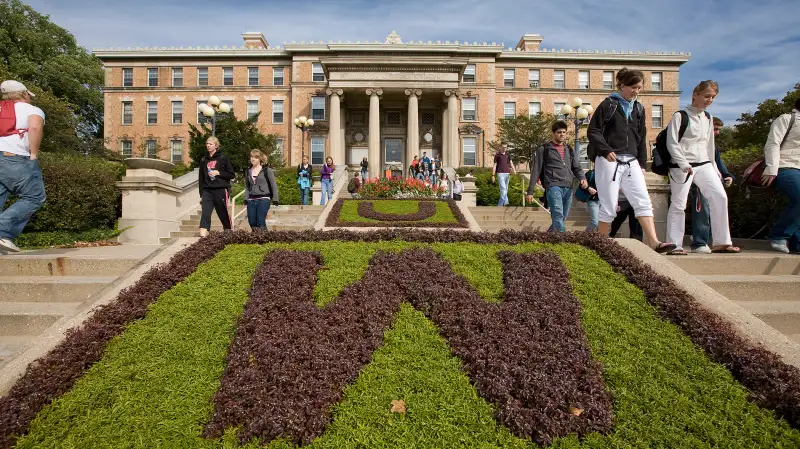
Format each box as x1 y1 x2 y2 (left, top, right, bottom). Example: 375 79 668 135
595 156 653 223
667 163 732 249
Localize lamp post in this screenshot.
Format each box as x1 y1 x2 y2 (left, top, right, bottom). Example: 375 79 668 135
198 95 231 137
559 97 594 163
293 115 315 162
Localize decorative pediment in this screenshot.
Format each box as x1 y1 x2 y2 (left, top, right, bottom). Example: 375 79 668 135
460 123 483 135
384 31 402 45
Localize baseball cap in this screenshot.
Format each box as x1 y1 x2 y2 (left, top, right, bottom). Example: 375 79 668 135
0 80 35 97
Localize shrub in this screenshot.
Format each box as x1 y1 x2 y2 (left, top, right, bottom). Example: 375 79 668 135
7 153 123 232
171 163 192 179
358 177 445 199
474 172 529 206
14 227 123 249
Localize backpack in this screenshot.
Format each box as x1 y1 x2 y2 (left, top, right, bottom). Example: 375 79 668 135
742 111 797 197
575 169 596 203
586 98 644 160
651 110 711 176
347 178 357 193
0 100 26 138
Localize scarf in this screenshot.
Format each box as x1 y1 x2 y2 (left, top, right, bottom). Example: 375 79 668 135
610 92 635 120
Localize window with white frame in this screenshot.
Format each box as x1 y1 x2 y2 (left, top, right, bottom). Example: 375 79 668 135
578 70 590 89
503 101 516 119
272 100 284 123
554 70 565 89
603 71 614 89
311 96 325 120
554 102 566 116
148 68 158 87
311 136 325 165
122 68 133 87
312 62 325 82
462 97 476 121
463 64 476 82
528 69 540 88
652 105 663 128
171 101 182 124
247 100 259 119
503 69 515 87
651 72 662 91
172 68 183 87
198 67 208 86
171 140 183 163
462 137 477 166
248 67 259 86
121 101 133 125
147 101 158 124
528 101 541 116
121 140 132 157
273 66 284 86
146 139 157 158
223 67 233 86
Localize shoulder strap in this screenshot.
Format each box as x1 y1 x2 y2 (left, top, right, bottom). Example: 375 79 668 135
781 112 797 148
677 110 690 141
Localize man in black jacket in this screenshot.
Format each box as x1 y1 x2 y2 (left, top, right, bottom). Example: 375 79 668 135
526 121 587 232
198 137 236 237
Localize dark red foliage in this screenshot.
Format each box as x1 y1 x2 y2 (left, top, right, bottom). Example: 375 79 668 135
0 236 226 449
325 199 469 228
357 201 437 221
205 248 611 446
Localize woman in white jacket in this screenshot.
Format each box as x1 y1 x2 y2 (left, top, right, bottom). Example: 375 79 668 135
665 80 739 254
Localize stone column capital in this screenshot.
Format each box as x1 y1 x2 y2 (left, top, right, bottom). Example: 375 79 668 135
404 88 422 97
444 89 460 98
325 88 343 97
365 88 383 97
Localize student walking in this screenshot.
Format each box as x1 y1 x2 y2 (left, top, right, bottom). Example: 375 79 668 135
587 68 675 253
297 156 312 206
526 121 587 232
320 157 335 205
360 157 368 181
244 149 279 232
665 80 739 255
198 136 235 237
492 141 516 207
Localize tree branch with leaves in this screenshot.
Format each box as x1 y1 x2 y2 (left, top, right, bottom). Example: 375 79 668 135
491 113 557 171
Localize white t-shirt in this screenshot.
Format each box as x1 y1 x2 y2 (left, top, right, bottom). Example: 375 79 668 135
0 102 46 156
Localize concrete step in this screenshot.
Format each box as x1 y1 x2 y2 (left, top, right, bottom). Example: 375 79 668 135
480 225 587 233
0 256 140 277
670 253 800 276
755 314 800 337
0 335 33 368
696 275 800 302
0 302 80 336
0 276 116 302
475 218 589 226
734 300 800 315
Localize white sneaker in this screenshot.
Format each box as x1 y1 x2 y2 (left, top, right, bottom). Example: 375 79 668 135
770 240 790 254
0 238 21 253
691 245 712 254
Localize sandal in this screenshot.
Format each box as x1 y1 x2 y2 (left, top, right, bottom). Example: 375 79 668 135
652 242 677 254
711 245 741 253
666 249 688 256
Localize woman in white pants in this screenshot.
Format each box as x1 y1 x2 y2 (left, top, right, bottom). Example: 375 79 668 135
665 80 739 254
588 68 676 253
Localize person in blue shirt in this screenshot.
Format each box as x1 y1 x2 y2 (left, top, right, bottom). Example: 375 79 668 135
688 117 734 253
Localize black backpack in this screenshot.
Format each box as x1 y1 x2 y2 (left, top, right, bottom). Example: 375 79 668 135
652 110 711 176
347 178 357 193
587 98 644 160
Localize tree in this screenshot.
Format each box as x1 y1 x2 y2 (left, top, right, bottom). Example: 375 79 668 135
715 126 736 152
0 0 105 155
734 83 800 148
492 113 557 171
188 112 282 176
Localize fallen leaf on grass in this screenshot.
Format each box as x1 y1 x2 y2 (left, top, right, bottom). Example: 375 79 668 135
390 399 406 414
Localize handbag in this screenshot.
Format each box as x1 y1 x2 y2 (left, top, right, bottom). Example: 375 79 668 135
742 112 796 197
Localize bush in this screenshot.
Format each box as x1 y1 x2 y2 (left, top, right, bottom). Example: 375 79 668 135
358 177 445 199
5 153 123 232
171 163 192 179
474 172 530 206
14 227 123 249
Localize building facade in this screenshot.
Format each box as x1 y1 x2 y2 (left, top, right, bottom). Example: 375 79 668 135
94 32 689 177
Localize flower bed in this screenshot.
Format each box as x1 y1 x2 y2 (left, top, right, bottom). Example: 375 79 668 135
358 177 446 199
325 199 469 228
3 231 800 448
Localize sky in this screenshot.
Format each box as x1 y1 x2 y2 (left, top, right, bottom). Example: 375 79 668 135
24 0 800 126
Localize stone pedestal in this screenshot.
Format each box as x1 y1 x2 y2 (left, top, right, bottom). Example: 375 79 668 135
117 158 180 244
645 173 670 240
461 175 478 207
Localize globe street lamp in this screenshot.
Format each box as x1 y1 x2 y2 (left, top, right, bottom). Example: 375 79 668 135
294 116 315 162
559 97 593 163
198 95 231 137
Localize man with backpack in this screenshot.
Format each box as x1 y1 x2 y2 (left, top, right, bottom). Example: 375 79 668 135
347 172 361 198
0 80 46 253
762 98 800 254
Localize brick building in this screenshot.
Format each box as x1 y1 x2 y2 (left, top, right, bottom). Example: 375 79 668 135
94 31 689 177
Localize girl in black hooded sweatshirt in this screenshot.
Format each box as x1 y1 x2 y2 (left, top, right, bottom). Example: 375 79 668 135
198 136 236 237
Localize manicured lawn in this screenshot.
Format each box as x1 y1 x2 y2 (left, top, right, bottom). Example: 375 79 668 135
13 241 800 448
338 200 459 224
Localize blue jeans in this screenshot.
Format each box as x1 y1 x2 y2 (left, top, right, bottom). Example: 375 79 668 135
769 168 800 252
689 185 712 248
497 173 510 206
361 169 368 182
246 198 271 230
585 200 599 231
320 178 333 205
546 186 573 232
300 187 311 205
0 155 46 240
430 174 438 186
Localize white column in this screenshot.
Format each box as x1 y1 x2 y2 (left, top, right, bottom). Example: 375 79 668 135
406 89 420 169
367 88 382 179
446 90 459 168
326 89 343 166
340 103 346 165
441 106 449 164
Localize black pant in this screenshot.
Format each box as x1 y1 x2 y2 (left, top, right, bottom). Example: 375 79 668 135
609 203 643 241
200 188 232 231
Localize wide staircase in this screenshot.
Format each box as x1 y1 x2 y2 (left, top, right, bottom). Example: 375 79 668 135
470 205 590 232
161 205 325 242
0 246 156 369
670 249 800 343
